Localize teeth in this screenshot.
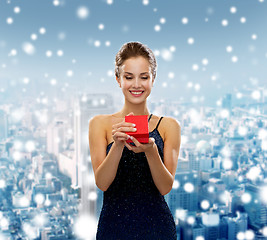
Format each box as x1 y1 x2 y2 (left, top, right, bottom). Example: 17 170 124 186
131 91 143 94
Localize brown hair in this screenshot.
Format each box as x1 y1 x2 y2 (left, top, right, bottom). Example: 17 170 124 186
115 41 157 80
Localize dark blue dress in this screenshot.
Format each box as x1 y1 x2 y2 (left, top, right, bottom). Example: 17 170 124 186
96 114 177 240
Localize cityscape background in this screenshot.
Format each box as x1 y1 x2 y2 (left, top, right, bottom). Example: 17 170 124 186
0 0 267 239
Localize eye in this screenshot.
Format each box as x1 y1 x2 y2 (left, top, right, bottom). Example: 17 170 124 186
125 76 132 80
141 77 148 80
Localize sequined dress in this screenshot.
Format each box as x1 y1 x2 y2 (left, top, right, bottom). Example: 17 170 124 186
96 114 177 240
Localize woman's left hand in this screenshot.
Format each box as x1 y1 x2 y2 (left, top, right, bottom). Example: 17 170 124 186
125 136 156 153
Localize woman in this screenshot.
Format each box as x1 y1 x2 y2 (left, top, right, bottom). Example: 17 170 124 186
89 41 181 239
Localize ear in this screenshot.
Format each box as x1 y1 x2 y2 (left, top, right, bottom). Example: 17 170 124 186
116 76 121 88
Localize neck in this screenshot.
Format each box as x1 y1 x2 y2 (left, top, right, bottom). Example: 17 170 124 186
119 100 150 116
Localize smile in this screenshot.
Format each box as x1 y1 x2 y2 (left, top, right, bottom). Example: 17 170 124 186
129 91 144 97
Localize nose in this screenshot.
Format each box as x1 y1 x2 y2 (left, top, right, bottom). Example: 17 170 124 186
133 77 141 88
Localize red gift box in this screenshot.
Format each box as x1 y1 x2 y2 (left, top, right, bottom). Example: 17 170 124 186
125 115 149 143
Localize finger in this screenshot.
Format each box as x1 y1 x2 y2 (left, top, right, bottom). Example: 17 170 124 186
113 127 136 134
126 112 134 116
130 136 141 147
149 137 155 144
113 132 130 140
124 141 133 151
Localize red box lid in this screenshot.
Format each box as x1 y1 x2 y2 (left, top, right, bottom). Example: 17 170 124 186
125 115 149 143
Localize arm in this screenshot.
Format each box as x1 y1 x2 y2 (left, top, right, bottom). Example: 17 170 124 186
89 114 136 191
89 115 124 191
144 117 181 195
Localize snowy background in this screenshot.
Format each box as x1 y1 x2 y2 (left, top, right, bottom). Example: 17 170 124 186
1 0 267 106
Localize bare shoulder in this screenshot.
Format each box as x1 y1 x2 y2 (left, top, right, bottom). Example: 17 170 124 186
89 114 111 126
161 116 181 137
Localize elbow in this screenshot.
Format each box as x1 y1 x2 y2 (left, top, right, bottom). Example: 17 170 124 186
96 182 108 192
95 179 109 192
161 186 173 196
161 177 174 196
95 172 109 192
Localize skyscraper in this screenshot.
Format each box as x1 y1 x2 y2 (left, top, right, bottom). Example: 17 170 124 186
73 93 114 216
0 110 8 140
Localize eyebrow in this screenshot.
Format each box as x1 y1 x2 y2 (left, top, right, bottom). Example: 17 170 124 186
124 72 149 75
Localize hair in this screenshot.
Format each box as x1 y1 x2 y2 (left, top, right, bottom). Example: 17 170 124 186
115 41 157 80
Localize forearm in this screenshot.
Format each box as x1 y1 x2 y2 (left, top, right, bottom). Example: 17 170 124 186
95 142 124 191
145 145 174 195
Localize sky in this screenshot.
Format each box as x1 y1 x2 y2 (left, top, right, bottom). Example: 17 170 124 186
0 0 267 107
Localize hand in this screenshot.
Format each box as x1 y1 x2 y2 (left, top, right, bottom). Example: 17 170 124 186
112 112 136 147
125 136 156 153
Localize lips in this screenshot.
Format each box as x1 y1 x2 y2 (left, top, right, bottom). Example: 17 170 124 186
129 91 144 97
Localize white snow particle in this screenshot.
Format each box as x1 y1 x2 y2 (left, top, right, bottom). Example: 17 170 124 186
57 50 64 56
94 40 101 47
7 17 13 24
105 41 111 46
58 32 66 40
236 92 243 99
23 77 30 84
169 46 176 52
192 64 199 71
182 17 188 24
22 42 35 55
230 6 237 14
31 33 38 41
160 18 166 24
262 226 267 236
67 70 73 77
154 49 160 56
39 27 46 34
201 200 210 210
252 34 257 40
98 23 105 30
50 79 57 85
14 6 21 13
53 0 60 6
187 82 193 88
161 49 173 61
162 82 167 88
46 50 53 57
222 19 228 26
107 0 113 4
232 56 238 63
251 90 261 100
241 193 251 204
154 25 161 32
77 6 89 19
240 17 246 23
172 180 180 189
143 0 149 5
168 72 174 79
188 38 194 45
226 46 233 53
195 83 201 91
184 182 194 193
202 58 209 65
10 49 17 56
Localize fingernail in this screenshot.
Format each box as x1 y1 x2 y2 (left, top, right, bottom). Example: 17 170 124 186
132 124 136 127
133 128 136 131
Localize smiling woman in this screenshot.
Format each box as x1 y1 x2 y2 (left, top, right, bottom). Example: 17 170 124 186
88 41 181 239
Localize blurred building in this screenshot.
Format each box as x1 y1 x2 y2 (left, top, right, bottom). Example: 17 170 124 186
73 93 114 216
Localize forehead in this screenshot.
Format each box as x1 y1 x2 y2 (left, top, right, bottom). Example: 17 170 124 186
121 56 151 73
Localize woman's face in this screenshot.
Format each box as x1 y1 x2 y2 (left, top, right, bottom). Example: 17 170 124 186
116 56 154 104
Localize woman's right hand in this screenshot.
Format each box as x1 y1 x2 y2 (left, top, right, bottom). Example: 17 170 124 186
112 112 136 147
